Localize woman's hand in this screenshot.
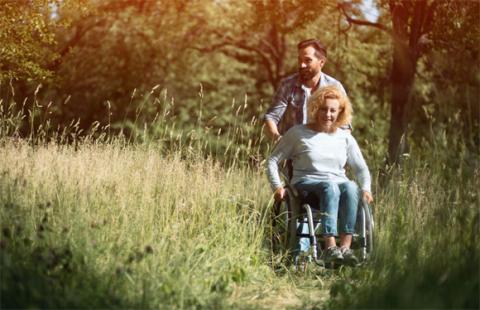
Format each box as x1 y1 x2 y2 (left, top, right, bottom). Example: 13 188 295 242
363 191 373 204
274 187 286 201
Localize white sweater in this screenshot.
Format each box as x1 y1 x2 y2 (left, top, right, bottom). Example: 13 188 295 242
266 125 371 192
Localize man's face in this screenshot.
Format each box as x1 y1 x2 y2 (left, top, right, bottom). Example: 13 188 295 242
298 46 325 82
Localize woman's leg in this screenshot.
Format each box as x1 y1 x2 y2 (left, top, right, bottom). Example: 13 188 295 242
295 180 340 247
337 181 359 248
324 236 336 248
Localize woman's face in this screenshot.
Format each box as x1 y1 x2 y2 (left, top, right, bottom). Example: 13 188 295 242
316 98 340 130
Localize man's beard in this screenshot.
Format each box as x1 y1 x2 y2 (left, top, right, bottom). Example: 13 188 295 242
299 68 316 82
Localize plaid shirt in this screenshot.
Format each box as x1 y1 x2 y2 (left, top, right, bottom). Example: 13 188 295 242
264 72 346 134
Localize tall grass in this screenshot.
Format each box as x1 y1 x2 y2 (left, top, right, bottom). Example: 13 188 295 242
0 139 278 308
1 90 479 309
1 88 338 309
328 130 479 309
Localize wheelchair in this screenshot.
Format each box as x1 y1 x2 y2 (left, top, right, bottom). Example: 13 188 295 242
270 175 374 265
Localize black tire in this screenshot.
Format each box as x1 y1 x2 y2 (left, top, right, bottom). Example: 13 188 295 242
270 191 292 255
363 203 374 255
355 201 374 261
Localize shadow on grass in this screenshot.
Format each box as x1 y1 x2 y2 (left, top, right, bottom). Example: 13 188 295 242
0 199 145 309
326 210 480 309
0 200 234 309
0 237 144 309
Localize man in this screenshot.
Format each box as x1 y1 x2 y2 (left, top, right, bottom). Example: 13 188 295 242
264 39 348 265
264 39 347 141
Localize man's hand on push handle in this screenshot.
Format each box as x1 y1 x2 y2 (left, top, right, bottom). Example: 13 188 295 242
265 120 282 142
274 187 286 202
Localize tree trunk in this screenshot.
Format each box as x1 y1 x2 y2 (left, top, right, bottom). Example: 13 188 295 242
387 40 416 165
338 0 437 165
387 0 420 165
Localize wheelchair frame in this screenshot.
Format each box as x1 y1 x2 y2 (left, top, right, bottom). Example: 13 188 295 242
270 179 374 264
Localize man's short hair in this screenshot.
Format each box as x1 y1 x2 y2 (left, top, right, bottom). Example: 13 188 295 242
297 39 327 59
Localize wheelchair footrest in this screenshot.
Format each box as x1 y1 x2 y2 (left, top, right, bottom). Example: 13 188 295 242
298 233 315 237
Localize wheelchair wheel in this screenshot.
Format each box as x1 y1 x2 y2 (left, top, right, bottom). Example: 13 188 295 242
270 188 295 256
356 201 374 261
363 202 374 254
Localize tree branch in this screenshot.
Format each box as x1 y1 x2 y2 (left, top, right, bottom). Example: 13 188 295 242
338 2 395 37
47 18 107 71
189 30 278 89
421 0 440 35
409 0 427 49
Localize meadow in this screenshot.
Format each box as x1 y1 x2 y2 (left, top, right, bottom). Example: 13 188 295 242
0 101 478 309
2 0 479 308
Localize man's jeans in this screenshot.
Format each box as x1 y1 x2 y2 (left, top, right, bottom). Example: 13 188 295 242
293 180 360 255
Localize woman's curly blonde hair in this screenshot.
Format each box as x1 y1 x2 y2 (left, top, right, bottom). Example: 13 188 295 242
307 85 352 129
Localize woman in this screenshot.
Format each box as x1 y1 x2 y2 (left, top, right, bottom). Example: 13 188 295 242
266 85 373 264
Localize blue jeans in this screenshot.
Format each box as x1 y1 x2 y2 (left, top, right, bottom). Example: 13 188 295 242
294 180 360 254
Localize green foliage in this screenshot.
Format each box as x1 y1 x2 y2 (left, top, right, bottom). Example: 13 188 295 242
410 0 480 148
1 1 479 308
1 0 478 165
1 109 478 308
1 84 478 309
0 138 287 308
0 0 59 81
52 0 202 125
327 129 479 309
